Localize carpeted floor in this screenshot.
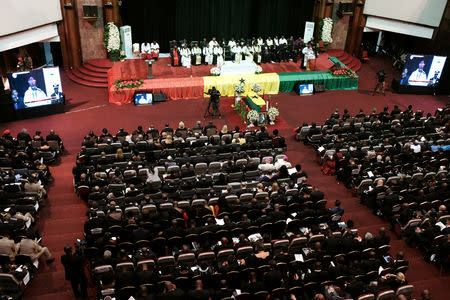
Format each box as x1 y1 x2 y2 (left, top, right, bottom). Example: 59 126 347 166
1 55 449 299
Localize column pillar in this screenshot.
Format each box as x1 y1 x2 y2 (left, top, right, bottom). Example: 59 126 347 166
324 0 334 18
346 0 365 55
104 0 119 24
62 0 82 68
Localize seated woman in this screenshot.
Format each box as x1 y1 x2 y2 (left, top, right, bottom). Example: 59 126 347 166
321 154 337 175
115 148 125 162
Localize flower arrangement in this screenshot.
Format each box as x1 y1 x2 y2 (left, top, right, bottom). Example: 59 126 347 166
210 67 221 76
321 18 333 44
251 83 262 94
234 82 246 94
247 110 259 122
104 22 123 61
328 64 357 78
114 79 144 91
268 107 280 119
255 65 263 74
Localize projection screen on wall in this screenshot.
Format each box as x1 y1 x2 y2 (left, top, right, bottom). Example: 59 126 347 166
0 0 62 37
364 0 447 27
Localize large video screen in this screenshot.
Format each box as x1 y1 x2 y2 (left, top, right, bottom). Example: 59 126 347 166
401 55 447 87
7 67 63 110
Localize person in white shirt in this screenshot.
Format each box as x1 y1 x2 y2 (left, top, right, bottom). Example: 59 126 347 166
141 42 151 60
191 44 202 66
266 37 274 48
302 43 316 70
410 142 421 153
23 77 48 107
150 41 159 60
180 45 191 68
258 158 275 173
232 44 242 63
132 43 140 57
408 60 428 86
279 35 287 45
273 35 280 47
274 156 292 170
208 37 219 48
203 45 213 65
214 45 224 68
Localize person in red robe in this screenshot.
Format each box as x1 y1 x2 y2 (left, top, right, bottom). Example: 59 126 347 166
171 46 180 67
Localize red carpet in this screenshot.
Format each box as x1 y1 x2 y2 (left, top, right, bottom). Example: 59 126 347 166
1 55 449 299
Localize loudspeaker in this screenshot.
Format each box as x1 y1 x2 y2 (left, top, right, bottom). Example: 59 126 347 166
314 84 325 93
153 93 167 103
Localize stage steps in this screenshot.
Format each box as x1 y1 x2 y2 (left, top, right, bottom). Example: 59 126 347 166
327 49 361 72
66 59 113 88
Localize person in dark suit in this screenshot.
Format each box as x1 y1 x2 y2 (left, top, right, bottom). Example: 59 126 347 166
61 245 88 298
310 186 324 202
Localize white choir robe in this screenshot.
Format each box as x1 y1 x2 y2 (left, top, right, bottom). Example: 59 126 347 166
242 46 253 62
203 47 213 65
192 47 202 65
232 46 242 63
180 48 191 68
279 38 287 45
302 47 315 68
132 43 140 54
266 40 273 47
228 41 237 48
257 39 264 46
141 43 151 59
253 46 262 64
209 40 219 48
214 47 224 68
274 39 279 47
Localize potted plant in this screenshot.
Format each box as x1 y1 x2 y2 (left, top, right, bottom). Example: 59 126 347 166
247 109 258 127
267 107 279 125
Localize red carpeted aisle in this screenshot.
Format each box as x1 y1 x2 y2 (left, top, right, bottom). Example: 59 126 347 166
1 55 449 299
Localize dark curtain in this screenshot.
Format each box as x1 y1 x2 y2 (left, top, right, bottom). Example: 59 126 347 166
121 0 314 52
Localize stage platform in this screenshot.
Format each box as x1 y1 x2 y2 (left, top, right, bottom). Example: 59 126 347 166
108 51 358 105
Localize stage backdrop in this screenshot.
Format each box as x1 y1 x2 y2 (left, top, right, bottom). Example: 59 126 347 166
121 0 315 52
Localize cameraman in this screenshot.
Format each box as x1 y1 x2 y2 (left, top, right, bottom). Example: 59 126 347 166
61 245 87 298
205 86 221 119
372 69 386 96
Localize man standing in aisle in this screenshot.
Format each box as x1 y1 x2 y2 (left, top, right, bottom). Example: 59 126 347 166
372 69 386 96
61 245 88 298
302 43 316 71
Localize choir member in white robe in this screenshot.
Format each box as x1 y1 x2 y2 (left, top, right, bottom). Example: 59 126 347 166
191 44 202 66
232 45 242 63
302 43 316 70
203 46 213 65
141 42 151 60
150 41 160 60
253 44 262 64
228 39 237 49
273 36 279 47
214 45 224 68
208 37 219 48
279 36 288 45
242 44 253 62
257 37 264 46
266 37 274 48
180 45 191 68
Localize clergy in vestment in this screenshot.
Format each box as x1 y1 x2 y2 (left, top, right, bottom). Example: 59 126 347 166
24 77 48 107
209 37 219 48
232 44 242 63
257 37 264 46
180 45 191 68
203 46 213 65
266 37 274 48
171 46 180 67
214 45 224 68
242 43 253 62
150 41 159 60
253 43 262 64
302 43 316 70
191 44 202 66
228 38 237 49
141 42 151 60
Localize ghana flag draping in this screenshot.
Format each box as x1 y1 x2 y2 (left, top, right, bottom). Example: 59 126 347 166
203 73 280 97
278 71 358 93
